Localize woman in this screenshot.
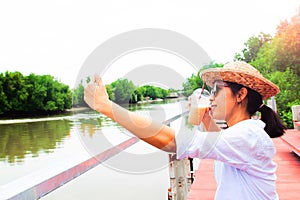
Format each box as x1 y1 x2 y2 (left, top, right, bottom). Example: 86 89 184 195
84 61 286 200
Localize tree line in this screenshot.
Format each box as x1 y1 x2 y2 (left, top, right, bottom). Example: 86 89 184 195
0 71 175 118
0 71 72 117
73 78 174 107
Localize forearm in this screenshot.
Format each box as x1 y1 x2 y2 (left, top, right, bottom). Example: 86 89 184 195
101 101 176 152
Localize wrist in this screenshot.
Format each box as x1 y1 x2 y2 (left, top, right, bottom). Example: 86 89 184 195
202 114 211 125
97 100 113 116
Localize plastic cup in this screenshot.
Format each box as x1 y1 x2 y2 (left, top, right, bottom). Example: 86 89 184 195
188 88 210 125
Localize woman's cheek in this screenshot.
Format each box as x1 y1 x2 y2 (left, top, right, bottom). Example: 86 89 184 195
213 95 226 120
213 105 226 120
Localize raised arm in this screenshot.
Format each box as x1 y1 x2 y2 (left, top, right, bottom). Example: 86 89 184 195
84 75 176 152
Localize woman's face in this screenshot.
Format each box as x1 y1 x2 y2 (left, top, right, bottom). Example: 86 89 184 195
210 81 237 121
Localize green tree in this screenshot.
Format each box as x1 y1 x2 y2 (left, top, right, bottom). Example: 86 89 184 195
272 15 300 76
182 73 202 97
182 62 223 97
105 84 115 101
38 75 72 111
54 81 72 110
112 78 136 103
2 71 29 112
25 73 48 111
0 72 72 117
235 13 300 128
0 73 9 114
139 85 168 100
72 77 93 107
130 84 169 103
134 86 146 102
267 68 300 128
250 42 275 75
72 80 89 107
234 33 272 62
250 14 300 76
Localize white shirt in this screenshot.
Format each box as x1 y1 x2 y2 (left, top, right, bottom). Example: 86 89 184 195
176 119 278 200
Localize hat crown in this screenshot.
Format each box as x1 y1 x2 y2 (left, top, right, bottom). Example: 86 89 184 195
223 61 261 76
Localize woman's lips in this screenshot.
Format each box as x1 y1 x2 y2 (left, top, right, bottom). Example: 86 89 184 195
209 104 216 115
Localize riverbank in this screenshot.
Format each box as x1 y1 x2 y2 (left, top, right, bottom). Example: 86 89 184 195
65 107 91 113
0 107 91 121
0 110 63 120
137 98 164 104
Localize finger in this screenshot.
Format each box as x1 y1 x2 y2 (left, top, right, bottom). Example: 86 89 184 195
94 74 102 85
84 84 95 99
84 86 96 107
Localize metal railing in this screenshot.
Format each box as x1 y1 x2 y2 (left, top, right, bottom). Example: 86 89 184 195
1 138 139 200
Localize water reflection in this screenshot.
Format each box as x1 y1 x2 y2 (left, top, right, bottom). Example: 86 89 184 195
72 103 161 139
72 111 118 138
0 120 72 164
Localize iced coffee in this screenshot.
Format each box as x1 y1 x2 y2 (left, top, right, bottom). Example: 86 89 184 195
188 88 210 125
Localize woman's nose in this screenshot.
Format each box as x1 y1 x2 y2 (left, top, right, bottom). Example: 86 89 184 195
209 94 214 102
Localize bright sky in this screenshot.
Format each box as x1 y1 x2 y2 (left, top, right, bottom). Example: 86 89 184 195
0 0 299 88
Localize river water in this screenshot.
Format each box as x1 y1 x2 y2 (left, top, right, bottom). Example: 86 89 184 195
0 99 191 200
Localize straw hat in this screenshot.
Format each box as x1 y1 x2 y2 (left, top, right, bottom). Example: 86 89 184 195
200 61 279 100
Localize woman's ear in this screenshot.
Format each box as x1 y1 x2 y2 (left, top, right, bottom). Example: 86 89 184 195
237 87 248 103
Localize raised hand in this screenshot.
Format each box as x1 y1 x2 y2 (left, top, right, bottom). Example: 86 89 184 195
84 75 111 114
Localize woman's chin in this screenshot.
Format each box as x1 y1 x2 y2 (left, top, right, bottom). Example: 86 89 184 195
212 113 225 121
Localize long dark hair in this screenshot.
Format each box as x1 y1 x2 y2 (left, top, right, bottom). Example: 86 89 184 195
227 82 286 138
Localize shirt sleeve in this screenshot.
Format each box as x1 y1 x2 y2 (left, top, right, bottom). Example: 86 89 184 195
176 126 222 160
205 128 256 171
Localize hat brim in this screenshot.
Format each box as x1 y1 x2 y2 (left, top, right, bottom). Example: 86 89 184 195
200 68 279 100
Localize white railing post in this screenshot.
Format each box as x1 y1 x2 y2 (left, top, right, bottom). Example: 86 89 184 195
292 105 300 131
169 157 192 200
164 111 193 200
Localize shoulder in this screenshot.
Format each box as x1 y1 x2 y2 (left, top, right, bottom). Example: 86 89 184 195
224 119 266 139
221 119 274 153
229 119 265 132
225 119 275 156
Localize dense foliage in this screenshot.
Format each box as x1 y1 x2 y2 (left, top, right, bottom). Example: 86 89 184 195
182 62 223 97
0 71 72 117
72 77 171 106
266 69 300 128
110 79 136 103
182 73 203 97
234 13 300 128
234 33 272 64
